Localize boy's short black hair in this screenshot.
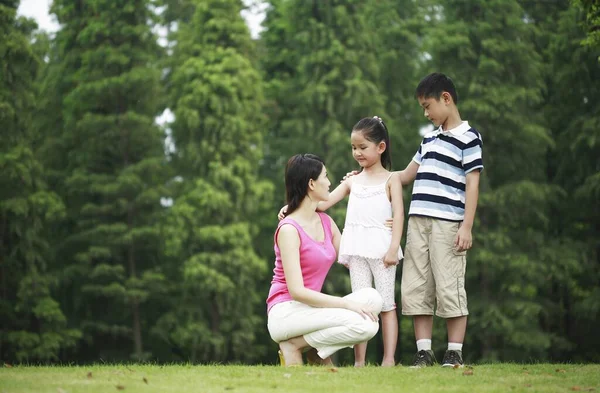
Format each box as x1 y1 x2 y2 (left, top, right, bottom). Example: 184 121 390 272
415 73 458 104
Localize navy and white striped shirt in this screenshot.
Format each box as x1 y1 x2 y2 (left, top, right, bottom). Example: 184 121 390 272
409 121 483 222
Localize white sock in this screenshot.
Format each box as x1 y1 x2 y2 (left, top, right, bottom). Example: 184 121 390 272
416 339 432 352
448 342 463 351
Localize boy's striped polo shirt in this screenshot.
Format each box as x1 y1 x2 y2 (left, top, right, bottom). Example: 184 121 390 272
409 121 483 222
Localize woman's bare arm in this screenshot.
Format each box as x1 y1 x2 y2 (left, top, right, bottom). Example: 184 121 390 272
277 225 348 308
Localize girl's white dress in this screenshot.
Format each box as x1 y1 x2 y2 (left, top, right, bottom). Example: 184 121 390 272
338 174 404 264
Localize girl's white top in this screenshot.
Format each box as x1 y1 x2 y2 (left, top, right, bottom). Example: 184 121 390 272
338 174 404 264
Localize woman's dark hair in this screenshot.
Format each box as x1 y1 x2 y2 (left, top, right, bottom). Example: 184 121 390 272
415 72 458 104
352 117 392 170
284 153 325 216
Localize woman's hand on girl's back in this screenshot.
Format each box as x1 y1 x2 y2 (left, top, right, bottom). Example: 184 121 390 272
341 170 360 182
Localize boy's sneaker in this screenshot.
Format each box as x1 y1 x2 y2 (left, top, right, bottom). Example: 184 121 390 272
410 350 436 368
441 350 464 368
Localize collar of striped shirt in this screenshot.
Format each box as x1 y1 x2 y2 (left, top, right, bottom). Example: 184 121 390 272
434 121 471 136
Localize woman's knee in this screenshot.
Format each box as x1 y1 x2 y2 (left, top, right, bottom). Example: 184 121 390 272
354 287 383 314
267 323 284 343
355 319 380 342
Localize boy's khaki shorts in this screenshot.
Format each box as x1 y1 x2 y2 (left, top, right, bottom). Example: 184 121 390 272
401 216 468 318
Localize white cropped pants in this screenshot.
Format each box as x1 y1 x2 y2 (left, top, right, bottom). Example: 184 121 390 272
267 287 383 359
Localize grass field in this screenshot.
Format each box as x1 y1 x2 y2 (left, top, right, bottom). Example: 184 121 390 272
1 363 599 393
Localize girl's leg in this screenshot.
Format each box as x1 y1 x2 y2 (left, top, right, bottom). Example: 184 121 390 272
380 310 398 366
353 342 368 367
369 258 398 366
306 348 333 366
349 257 374 367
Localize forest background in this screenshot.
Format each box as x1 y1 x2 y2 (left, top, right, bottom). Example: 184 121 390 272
1 0 599 365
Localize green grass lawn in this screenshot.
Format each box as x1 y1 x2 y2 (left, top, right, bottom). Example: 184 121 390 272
1 364 599 393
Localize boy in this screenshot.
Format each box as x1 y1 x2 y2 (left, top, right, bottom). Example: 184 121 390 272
397 72 483 367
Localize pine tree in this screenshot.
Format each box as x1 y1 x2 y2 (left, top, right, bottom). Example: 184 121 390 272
48 0 169 360
369 0 427 164
0 0 80 362
261 0 388 183
538 1 600 361
154 0 273 363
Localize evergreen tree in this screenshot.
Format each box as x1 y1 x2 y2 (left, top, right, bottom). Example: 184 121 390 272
369 0 427 164
540 2 600 361
48 0 169 360
261 0 389 184
422 0 561 361
154 0 273 363
0 0 80 362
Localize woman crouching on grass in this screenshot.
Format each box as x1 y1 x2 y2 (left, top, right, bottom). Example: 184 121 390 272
266 153 383 366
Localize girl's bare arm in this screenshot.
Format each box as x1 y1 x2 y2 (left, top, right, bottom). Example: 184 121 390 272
316 178 351 212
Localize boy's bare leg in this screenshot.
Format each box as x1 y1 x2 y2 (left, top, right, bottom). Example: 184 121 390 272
354 342 367 367
381 310 397 366
279 336 308 366
413 315 433 340
446 316 467 343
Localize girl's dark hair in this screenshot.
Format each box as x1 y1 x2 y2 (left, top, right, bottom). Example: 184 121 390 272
284 153 325 216
352 117 392 170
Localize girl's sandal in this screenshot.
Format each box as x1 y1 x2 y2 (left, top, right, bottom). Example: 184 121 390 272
278 350 285 367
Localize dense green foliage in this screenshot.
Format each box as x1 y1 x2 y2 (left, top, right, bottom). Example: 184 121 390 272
0 0 79 362
0 0 598 364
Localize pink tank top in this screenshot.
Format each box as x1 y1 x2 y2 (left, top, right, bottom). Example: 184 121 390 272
266 212 336 313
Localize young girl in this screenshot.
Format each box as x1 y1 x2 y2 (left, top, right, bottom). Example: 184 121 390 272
278 117 404 367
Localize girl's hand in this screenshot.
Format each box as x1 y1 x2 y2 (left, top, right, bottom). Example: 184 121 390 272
383 251 399 267
383 218 393 228
344 300 378 322
341 170 360 182
278 205 288 220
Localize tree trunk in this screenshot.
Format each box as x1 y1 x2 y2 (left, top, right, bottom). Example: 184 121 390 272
127 205 142 358
0 212 5 359
210 299 220 333
0 212 6 301
131 298 143 358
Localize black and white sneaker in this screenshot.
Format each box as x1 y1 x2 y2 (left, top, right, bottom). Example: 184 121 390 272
410 349 437 368
441 349 464 368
